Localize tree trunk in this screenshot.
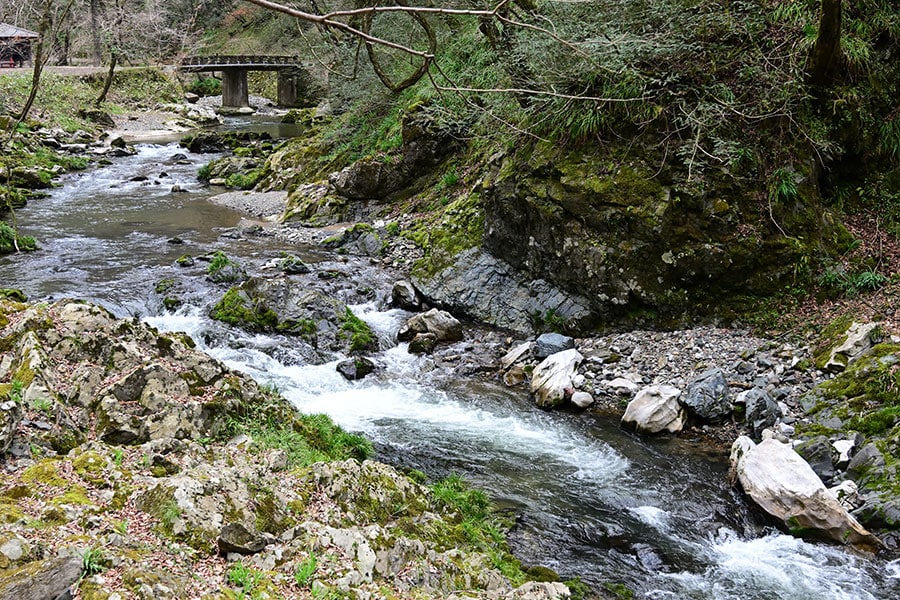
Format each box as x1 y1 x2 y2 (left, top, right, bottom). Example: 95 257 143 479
809 0 842 87
94 51 117 107
15 12 50 123
90 0 104 66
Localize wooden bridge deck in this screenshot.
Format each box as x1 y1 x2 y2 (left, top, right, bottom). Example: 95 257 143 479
180 55 301 72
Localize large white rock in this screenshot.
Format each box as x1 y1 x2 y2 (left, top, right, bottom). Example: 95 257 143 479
621 385 684 433
530 349 583 408
730 436 880 548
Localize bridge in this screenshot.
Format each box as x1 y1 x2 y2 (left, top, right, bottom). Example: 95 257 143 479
179 55 306 112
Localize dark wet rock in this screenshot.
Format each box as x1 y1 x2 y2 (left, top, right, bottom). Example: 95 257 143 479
414 248 594 335
795 436 835 485
534 333 575 361
278 254 310 274
323 224 385 257
847 444 886 484
681 368 732 422
739 388 781 438
217 522 270 555
337 357 376 380
391 280 421 311
180 132 227 153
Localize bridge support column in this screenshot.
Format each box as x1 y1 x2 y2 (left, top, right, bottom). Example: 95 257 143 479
221 68 250 109
277 70 301 108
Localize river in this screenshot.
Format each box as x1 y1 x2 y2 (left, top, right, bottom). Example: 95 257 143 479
1 134 897 599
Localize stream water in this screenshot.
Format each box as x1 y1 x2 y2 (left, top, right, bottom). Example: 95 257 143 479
1 133 898 598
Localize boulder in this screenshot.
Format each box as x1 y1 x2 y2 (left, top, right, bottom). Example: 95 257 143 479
621 385 685 434
398 308 463 343
824 322 879 372
323 224 385 257
534 333 575 361
730 436 880 548
530 349 583 408
0 555 82 600
391 280 422 311
738 388 781 438
337 357 375 381
680 367 731 421
413 249 595 335
218 522 270 555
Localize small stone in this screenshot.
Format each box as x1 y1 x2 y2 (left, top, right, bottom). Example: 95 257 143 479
570 391 594 408
408 333 437 354
503 366 526 387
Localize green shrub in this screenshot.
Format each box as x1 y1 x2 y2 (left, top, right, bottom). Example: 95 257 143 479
0 221 37 254
186 76 222 97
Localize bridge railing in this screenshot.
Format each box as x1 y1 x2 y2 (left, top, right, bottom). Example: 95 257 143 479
181 55 300 68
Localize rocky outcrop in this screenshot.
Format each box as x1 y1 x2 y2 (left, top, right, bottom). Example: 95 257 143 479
211 276 370 359
414 248 595 334
0 299 562 599
474 142 844 324
621 385 685 434
730 436 880 548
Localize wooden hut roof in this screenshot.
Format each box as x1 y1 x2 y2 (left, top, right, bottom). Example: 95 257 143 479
0 23 40 39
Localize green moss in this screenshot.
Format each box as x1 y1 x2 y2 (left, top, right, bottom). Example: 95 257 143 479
409 192 484 278
0 498 26 524
338 308 376 354
210 287 278 330
813 314 855 369
20 460 67 488
50 486 94 507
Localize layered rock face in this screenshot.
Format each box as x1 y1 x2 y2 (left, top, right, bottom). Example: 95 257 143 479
478 143 844 323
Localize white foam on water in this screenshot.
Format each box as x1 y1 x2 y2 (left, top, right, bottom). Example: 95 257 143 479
629 505 670 530
651 529 882 600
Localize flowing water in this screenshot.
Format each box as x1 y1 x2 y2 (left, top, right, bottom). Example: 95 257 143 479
1 132 898 599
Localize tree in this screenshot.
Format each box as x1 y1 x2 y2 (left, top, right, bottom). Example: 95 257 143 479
808 0 842 86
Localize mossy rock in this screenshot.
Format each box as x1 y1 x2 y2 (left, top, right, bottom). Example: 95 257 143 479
20 460 68 488
813 314 856 369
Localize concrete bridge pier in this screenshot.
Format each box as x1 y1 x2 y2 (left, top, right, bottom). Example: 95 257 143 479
277 69 301 108
221 68 250 109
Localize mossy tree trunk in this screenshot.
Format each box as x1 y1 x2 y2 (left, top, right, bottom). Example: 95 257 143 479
808 0 842 87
